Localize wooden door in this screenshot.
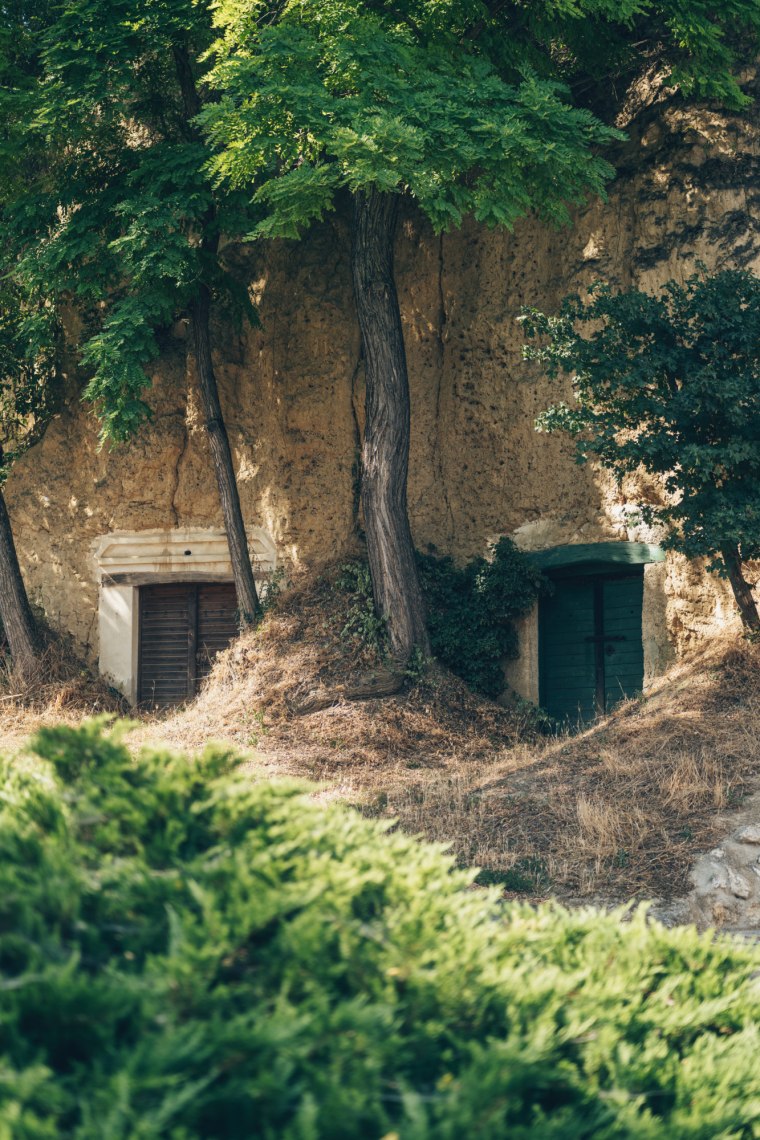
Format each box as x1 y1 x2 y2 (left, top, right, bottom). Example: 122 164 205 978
539 569 644 724
197 583 240 682
138 582 238 707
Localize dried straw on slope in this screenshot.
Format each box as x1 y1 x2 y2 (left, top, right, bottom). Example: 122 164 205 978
137 568 760 903
0 627 125 754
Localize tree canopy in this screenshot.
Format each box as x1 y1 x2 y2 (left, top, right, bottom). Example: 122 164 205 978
2 0 243 440
0 0 265 620
202 0 624 240
201 0 636 662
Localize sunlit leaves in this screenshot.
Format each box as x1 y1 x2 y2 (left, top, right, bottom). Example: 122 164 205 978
1 0 258 443
202 0 624 242
0 283 61 477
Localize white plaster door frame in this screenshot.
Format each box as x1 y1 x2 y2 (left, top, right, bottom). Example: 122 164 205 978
93 528 276 703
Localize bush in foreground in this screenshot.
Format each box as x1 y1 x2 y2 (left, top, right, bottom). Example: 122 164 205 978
2 721 760 1138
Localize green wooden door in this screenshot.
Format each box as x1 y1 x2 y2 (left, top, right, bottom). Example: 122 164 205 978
539 570 644 724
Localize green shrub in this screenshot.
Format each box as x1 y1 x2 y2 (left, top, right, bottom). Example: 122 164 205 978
4 719 760 1138
417 538 547 697
337 541 547 697
335 560 388 652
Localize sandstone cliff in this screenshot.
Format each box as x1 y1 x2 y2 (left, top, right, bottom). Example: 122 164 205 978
7 73 759 661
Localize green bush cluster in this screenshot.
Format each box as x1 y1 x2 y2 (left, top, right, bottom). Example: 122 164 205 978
335 560 388 652
3 721 760 1138
417 538 547 697
337 541 546 697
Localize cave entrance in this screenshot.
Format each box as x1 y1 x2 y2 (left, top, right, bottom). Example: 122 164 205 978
138 581 238 708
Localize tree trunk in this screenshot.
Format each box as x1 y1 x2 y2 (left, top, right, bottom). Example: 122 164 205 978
720 543 760 633
189 288 261 625
0 479 41 678
172 40 260 626
351 188 430 664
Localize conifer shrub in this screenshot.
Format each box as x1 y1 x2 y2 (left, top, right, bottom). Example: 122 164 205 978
2 720 760 1138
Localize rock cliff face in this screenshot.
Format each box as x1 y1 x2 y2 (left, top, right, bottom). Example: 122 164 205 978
6 76 760 661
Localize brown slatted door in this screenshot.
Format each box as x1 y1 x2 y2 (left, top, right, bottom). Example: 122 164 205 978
197 583 239 683
138 584 195 707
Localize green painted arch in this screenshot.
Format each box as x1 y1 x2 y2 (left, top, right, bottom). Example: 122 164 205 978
527 541 665 574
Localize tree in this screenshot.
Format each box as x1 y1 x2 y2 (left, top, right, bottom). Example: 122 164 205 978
0 5 61 677
202 0 758 666
2 0 262 625
0 284 61 677
523 269 760 632
202 0 624 663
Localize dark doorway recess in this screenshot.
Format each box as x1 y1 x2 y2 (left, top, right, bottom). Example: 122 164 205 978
539 565 644 724
138 582 238 707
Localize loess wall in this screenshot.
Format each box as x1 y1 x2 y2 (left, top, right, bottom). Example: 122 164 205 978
6 75 760 664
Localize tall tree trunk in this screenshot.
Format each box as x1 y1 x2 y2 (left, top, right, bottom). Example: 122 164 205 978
0 476 41 678
190 288 261 625
172 41 260 626
351 188 430 664
720 543 760 633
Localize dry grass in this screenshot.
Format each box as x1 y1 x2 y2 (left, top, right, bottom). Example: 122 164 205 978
126 568 760 903
4 567 760 904
0 628 126 755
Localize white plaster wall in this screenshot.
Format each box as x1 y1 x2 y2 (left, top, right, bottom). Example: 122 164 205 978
643 561 672 684
99 584 139 703
504 607 539 705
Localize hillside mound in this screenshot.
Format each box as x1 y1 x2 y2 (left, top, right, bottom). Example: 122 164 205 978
141 567 535 765
138 568 760 905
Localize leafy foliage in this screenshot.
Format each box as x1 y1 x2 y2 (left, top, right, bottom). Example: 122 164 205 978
203 0 624 241
336 560 388 652
524 269 760 573
0 0 257 443
3 720 760 1136
338 542 545 695
203 0 760 240
417 539 547 697
517 0 760 110
0 282 61 479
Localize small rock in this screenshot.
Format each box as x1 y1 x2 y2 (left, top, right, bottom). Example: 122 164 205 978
736 827 760 845
693 859 728 892
709 848 725 858
727 868 752 900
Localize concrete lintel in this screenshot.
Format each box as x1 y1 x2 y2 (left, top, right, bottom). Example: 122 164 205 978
527 541 665 573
